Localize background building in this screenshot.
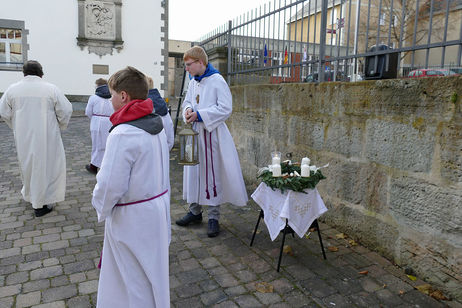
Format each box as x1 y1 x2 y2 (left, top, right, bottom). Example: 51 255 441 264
0 0 168 101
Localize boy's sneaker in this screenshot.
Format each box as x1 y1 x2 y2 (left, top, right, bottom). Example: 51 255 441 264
207 219 220 237
34 205 52 217
175 212 202 226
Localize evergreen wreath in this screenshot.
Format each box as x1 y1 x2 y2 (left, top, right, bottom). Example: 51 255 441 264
257 162 326 193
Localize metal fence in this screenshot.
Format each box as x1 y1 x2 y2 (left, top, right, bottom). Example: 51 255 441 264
198 0 462 84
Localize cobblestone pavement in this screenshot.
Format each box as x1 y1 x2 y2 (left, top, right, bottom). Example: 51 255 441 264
0 117 461 308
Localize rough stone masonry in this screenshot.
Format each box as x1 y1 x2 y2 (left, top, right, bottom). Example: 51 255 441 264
228 76 462 301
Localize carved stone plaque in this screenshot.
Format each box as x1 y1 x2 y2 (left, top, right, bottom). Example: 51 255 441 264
77 0 123 57
85 2 115 40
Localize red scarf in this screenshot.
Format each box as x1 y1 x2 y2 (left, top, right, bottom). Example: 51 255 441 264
110 98 153 126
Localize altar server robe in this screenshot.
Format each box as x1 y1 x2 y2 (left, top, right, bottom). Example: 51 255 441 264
85 94 113 167
92 124 170 308
0 75 72 209
182 74 248 207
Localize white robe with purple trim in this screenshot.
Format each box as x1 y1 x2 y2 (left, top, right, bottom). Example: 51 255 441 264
85 94 113 167
92 124 170 308
182 74 248 207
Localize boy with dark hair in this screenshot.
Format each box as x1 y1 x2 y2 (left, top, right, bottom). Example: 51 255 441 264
0 60 72 217
92 66 170 307
85 78 112 174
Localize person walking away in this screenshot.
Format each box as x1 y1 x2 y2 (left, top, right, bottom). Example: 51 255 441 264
175 46 248 237
0 60 72 217
85 78 113 174
92 66 170 308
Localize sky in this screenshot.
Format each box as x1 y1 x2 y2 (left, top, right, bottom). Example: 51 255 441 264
169 0 269 42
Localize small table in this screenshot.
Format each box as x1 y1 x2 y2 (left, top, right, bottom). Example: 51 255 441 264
250 182 328 271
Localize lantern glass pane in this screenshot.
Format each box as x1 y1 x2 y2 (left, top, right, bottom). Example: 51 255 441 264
179 135 185 161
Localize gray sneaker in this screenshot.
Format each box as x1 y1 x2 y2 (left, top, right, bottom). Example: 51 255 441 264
175 212 203 226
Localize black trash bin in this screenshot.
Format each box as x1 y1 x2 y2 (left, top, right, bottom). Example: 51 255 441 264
364 44 398 80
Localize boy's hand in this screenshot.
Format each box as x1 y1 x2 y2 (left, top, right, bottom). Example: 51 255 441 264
185 109 198 123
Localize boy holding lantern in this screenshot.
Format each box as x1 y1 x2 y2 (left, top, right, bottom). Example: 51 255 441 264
176 46 248 237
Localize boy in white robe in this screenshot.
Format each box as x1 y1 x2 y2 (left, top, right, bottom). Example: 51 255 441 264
92 66 170 308
0 60 72 217
85 78 113 174
175 46 248 237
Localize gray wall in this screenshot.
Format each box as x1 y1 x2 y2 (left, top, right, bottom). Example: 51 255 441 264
228 77 462 301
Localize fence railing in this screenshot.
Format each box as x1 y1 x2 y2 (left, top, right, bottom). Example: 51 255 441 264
198 0 462 85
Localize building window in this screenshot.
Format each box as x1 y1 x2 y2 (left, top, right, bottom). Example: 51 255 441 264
0 19 28 71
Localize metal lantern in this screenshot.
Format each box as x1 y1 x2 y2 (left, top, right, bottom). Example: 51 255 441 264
178 123 199 165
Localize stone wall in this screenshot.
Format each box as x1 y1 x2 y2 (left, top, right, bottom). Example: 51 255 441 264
228 77 462 300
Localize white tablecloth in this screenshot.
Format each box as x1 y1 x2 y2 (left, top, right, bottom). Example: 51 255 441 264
251 182 328 241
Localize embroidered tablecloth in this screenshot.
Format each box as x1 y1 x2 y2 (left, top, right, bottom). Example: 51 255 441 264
251 182 328 241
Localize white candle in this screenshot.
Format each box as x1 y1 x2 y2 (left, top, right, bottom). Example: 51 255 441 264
272 156 281 165
301 164 310 177
185 144 193 162
272 164 281 177
301 157 310 166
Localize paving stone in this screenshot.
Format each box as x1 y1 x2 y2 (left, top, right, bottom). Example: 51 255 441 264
31 301 65 308
0 265 16 276
22 245 41 255
16 291 41 308
347 291 381 307
173 296 203 308
51 275 70 287
42 240 69 251
175 282 203 298
66 295 92 308
23 279 51 293
30 266 63 280
214 274 240 288
212 300 239 308
200 289 228 305
224 285 248 297
42 285 77 303
63 260 94 275
234 270 257 283
13 237 32 247
401 289 446 308
254 291 283 305
0 284 21 297
69 273 87 284
43 258 60 267
0 247 20 258
199 257 221 269
6 271 29 285
375 288 405 306
199 279 220 292
299 277 338 298
0 297 14 308
78 280 98 294
233 294 262 307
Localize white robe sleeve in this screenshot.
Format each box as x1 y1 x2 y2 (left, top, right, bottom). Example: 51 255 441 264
0 90 12 128
162 114 175 151
53 86 73 130
198 78 232 132
92 132 135 222
182 79 195 122
85 96 95 118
